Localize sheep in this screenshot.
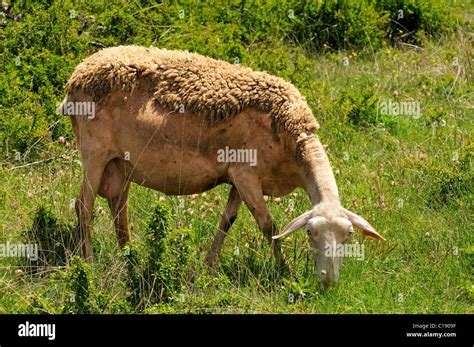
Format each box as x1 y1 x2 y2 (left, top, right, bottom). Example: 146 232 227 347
65 45 384 287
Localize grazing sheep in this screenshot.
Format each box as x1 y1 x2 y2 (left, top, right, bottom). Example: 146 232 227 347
66 45 384 287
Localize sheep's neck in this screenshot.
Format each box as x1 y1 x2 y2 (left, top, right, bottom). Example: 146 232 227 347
301 136 340 206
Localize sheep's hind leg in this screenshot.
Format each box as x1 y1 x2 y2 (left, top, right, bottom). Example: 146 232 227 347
75 155 109 262
205 185 242 269
107 183 131 248
98 159 132 248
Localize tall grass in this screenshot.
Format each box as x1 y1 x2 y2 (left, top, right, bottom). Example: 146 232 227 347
0 0 472 313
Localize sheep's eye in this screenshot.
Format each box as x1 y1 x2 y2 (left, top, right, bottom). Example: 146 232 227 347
347 227 355 237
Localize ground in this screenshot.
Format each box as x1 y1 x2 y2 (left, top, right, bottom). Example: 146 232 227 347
0 0 472 314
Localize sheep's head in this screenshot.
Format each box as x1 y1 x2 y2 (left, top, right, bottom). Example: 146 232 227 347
273 204 384 287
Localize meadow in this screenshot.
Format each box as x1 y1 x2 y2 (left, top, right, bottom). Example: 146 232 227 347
0 0 472 314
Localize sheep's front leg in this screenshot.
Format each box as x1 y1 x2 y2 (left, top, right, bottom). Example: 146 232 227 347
228 167 286 269
205 185 242 269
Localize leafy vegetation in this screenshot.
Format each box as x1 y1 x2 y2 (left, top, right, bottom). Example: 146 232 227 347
0 0 472 314
124 204 192 310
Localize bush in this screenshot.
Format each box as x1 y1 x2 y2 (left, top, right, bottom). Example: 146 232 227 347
61 256 131 314
338 89 396 130
375 0 460 45
123 203 192 311
23 205 78 272
289 0 389 51
62 256 93 314
122 243 143 309
142 203 172 304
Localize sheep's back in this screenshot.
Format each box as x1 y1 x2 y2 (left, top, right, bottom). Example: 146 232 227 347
66 45 319 137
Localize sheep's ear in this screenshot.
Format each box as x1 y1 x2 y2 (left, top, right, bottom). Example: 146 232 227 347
272 210 312 240
342 208 385 241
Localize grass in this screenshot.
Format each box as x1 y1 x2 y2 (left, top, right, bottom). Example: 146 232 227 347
0 0 472 314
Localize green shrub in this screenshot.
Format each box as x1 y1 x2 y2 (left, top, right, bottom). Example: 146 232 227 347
338 89 396 130
163 227 192 293
123 203 192 311
62 256 93 314
142 203 171 305
375 0 460 45
23 205 78 272
122 243 143 309
0 1 86 159
289 0 389 51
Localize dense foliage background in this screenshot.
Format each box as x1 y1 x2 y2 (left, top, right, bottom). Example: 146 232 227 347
0 0 472 313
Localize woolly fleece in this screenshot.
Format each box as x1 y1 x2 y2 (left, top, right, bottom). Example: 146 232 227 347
66 45 319 137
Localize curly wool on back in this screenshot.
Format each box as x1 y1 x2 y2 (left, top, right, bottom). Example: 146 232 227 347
66 45 319 137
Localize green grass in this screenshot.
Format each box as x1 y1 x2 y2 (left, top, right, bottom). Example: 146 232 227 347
0 0 472 314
